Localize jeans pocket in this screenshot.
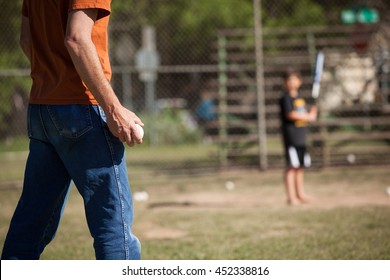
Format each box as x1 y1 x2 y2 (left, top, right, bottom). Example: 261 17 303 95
47 105 93 139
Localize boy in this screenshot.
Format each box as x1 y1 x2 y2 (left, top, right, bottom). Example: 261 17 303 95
279 69 317 205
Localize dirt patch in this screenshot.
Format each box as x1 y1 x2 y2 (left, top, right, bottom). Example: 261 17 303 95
310 191 390 209
146 188 390 210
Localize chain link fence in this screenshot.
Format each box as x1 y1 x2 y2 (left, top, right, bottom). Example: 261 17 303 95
0 0 389 174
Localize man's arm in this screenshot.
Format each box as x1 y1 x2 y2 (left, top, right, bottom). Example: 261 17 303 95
64 9 143 146
20 16 32 62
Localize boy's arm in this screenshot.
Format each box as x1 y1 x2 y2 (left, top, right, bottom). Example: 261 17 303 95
286 106 317 123
64 9 143 146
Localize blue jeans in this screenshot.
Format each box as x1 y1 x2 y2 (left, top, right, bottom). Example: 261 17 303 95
1 104 141 260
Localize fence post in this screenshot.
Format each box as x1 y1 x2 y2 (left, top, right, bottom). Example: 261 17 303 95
253 0 268 170
218 34 228 166
135 26 160 146
306 33 317 69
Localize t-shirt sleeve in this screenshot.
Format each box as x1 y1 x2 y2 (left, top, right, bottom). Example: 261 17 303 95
69 0 111 19
22 0 28 17
281 95 293 115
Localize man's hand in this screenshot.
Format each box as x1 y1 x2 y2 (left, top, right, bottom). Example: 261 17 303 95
106 105 144 146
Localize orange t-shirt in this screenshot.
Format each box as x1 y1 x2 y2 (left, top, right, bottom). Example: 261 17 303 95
22 0 112 105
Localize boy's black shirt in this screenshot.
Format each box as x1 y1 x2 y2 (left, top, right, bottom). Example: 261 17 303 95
279 92 308 147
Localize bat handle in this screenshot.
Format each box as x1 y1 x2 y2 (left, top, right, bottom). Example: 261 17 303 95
312 83 320 99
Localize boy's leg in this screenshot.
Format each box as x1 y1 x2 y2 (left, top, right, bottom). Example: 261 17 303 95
295 146 313 203
284 145 299 205
295 168 312 203
284 167 299 205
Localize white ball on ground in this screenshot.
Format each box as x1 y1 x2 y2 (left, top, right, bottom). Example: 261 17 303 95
134 191 149 202
225 181 235 191
347 153 356 164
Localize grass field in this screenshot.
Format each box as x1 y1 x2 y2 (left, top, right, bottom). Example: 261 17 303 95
0 144 389 260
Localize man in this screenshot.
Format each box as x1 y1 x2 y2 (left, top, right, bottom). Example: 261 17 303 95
1 0 142 259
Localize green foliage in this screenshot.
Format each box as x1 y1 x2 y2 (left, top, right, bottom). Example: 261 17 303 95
111 0 254 64
0 0 29 138
143 108 201 145
173 0 253 59
0 0 26 68
0 0 23 52
109 0 328 66
263 0 326 27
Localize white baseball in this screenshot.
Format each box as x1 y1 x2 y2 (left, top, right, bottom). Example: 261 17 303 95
347 153 355 164
225 181 235 191
133 191 149 202
135 124 144 139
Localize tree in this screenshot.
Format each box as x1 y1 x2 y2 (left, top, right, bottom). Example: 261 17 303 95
110 0 254 65
263 0 325 28
109 0 330 66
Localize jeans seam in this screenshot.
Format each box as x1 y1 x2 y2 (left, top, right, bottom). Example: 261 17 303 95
37 181 70 253
98 106 129 259
27 106 32 138
39 106 51 141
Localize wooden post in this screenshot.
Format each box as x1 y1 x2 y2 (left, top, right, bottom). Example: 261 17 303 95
218 35 228 166
253 0 268 169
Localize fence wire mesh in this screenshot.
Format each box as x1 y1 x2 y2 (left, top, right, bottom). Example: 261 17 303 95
0 0 389 173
